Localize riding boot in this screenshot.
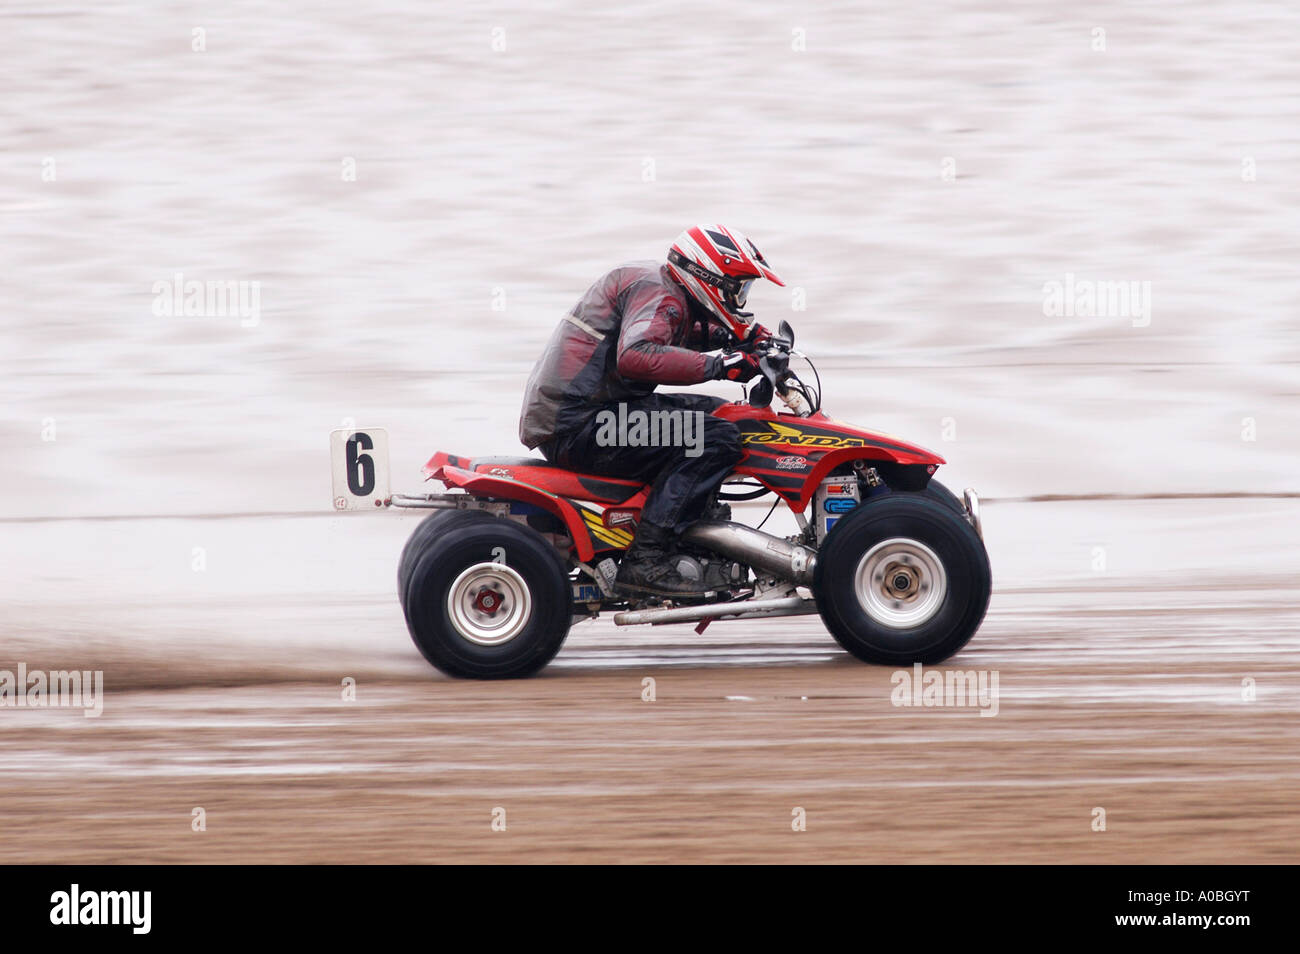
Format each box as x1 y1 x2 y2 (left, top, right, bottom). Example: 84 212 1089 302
615 522 711 596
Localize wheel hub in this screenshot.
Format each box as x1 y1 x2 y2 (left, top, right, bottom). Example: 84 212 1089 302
854 538 948 629
885 563 920 599
447 562 532 646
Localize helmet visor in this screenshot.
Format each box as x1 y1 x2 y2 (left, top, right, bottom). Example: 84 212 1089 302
731 277 755 310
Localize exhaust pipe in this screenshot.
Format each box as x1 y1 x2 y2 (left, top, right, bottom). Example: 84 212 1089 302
681 520 817 585
614 595 816 627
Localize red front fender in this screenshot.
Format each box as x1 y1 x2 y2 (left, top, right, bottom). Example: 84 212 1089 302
715 405 945 512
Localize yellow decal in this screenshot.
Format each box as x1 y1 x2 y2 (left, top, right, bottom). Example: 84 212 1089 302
743 421 866 449
580 508 633 549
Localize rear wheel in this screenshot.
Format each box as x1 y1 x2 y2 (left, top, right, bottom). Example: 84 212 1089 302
814 495 990 665
399 511 571 678
397 508 495 597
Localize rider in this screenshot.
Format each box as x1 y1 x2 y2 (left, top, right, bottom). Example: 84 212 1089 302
518 224 785 596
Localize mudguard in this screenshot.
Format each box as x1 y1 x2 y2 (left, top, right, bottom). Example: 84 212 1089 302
425 459 632 562
716 407 946 511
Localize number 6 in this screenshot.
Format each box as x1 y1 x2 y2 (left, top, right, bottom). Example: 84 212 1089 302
345 433 376 496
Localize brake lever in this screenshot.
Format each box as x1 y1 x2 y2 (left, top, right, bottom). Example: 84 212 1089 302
741 332 792 356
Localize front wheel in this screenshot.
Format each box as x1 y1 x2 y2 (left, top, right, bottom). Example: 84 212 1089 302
814 495 991 665
399 511 572 678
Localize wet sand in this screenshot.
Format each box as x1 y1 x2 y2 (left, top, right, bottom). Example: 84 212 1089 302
1 500 1296 863
3 631 1295 864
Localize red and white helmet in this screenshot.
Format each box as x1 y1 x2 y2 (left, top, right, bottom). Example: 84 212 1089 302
666 224 784 340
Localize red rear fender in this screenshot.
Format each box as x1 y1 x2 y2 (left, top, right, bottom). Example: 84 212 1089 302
429 461 631 562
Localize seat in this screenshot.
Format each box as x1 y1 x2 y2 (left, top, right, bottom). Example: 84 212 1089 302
466 456 647 505
469 456 564 470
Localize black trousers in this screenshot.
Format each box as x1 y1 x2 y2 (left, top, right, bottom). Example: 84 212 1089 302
542 393 743 533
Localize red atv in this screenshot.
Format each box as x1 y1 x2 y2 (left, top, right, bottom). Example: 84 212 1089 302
338 321 990 678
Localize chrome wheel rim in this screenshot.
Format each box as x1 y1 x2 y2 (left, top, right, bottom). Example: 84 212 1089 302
447 562 532 646
854 538 947 629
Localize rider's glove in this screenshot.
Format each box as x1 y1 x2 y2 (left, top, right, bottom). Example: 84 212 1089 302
736 323 774 354
705 323 736 350
707 350 762 382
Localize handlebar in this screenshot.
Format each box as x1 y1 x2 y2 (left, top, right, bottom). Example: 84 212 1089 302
749 332 815 417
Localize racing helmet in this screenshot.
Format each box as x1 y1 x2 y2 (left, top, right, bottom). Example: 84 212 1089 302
666 224 784 340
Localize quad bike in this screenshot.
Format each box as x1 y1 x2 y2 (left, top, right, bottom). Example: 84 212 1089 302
330 321 990 679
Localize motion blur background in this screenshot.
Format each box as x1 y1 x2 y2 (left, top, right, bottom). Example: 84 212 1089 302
1 2 1296 862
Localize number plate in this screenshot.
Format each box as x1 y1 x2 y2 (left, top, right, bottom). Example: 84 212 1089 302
330 428 391 510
